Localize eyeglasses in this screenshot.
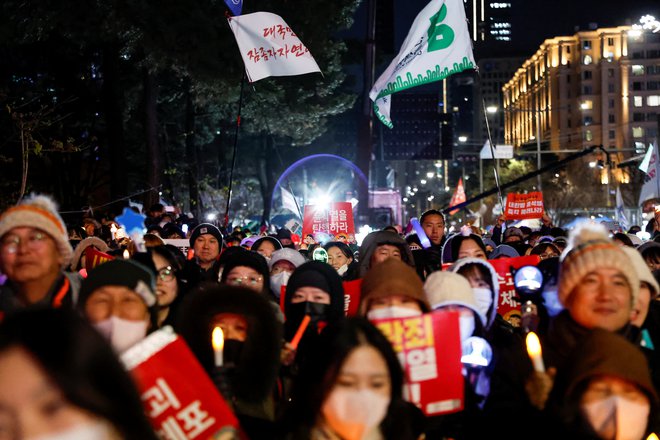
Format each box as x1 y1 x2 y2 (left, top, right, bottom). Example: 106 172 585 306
227 275 263 286
0 232 49 255
157 266 176 282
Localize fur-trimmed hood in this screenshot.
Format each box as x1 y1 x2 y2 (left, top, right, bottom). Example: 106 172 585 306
358 231 415 277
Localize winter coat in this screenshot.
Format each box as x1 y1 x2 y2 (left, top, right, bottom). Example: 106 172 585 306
0 271 81 320
357 231 415 277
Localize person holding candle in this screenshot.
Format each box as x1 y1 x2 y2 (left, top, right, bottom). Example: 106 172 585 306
78 259 159 353
0 308 158 439
0 194 81 317
177 284 282 439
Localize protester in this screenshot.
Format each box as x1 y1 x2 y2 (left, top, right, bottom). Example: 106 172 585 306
441 231 488 263
0 194 80 315
220 249 271 297
360 258 430 319
530 242 560 260
78 259 159 353
0 308 158 439
451 258 499 330
488 244 520 259
269 248 307 300
324 241 359 280
276 228 295 249
545 329 658 439
178 285 283 439
280 318 425 440
252 236 283 261
420 209 446 248
182 223 224 287
357 230 415 277
69 236 110 272
144 245 186 328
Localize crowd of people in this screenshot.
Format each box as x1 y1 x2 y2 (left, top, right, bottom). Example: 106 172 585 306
0 193 659 439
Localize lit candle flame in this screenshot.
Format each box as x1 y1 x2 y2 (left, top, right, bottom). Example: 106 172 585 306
526 331 545 373
212 326 224 367
122 249 130 259
647 434 658 440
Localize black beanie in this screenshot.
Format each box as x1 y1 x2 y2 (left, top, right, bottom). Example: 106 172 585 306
287 269 331 296
220 250 271 294
189 223 223 248
79 259 157 307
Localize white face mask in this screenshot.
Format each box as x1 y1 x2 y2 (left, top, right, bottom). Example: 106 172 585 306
581 395 650 440
322 388 390 440
93 316 149 353
472 287 493 321
337 264 349 276
459 314 475 343
27 420 115 440
367 306 422 321
270 271 291 300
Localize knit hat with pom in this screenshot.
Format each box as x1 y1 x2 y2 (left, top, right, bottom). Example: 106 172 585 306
558 223 639 307
424 271 484 325
0 194 73 266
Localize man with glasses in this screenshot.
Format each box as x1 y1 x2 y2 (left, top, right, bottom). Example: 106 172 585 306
0 194 80 318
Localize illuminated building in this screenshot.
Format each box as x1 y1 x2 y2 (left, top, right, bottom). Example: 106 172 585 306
502 24 660 156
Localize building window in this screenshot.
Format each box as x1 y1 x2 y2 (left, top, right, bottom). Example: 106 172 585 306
585 130 593 141
632 65 645 75
633 113 645 122
581 100 593 110
608 83 615 93
648 95 660 106
634 96 643 107
608 114 615 123
583 40 592 50
607 37 614 46
609 130 615 139
608 69 614 78
584 116 593 126
648 81 660 90
633 82 643 91
633 126 644 138
583 55 593 65
583 71 592 80
583 85 593 94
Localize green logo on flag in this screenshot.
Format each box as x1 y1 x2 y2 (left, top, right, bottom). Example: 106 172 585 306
427 5 454 52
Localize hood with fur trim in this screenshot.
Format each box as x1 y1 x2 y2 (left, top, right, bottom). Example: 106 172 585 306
358 230 415 277
177 285 283 403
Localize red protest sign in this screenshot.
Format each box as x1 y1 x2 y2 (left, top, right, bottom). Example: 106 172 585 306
487 255 541 325
85 246 114 269
302 202 355 239
504 192 544 220
372 311 464 416
122 329 240 439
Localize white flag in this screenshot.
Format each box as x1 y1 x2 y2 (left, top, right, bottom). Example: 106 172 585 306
616 187 629 230
369 0 475 128
639 143 660 205
281 187 300 215
228 12 322 82
639 144 654 174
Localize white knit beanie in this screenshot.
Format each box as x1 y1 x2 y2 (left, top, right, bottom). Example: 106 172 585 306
424 271 485 326
0 194 73 266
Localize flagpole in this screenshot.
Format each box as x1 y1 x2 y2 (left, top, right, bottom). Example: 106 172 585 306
223 72 246 231
480 97 505 210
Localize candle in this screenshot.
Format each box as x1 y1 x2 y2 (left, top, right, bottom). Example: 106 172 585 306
122 249 130 259
647 434 658 440
212 326 224 367
110 224 117 241
526 331 545 373
290 315 311 350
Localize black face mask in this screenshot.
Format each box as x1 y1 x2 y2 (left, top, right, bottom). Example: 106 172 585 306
286 301 330 337
223 339 245 368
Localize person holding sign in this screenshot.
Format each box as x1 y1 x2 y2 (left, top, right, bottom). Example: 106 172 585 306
178 285 283 439
0 308 158 439
280 318 425 440
78 259 159 353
